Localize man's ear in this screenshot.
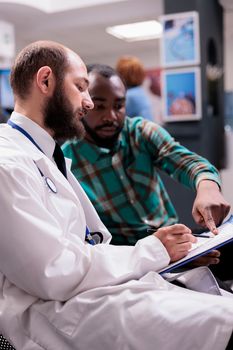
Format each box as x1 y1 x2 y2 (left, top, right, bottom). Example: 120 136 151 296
36 66 54 94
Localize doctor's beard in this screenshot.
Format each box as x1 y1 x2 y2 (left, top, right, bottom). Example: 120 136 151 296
43 84 86 141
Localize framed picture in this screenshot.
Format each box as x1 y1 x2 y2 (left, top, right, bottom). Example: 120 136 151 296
160 11 200 68
162 67 201 122
0 69 14 110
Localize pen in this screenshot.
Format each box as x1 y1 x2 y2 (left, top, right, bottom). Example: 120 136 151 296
147 227 157 234
192 233 212 238
147 227 212 238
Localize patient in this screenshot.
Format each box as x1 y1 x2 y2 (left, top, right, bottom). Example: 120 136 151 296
62 64 231 277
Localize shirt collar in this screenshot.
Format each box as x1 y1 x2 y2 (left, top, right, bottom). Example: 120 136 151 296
78 134 124 164
10 112 55 160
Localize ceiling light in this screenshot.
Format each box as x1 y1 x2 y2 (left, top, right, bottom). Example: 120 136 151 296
106 20 162 42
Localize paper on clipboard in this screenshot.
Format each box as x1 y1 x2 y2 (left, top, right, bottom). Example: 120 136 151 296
159 215 233 275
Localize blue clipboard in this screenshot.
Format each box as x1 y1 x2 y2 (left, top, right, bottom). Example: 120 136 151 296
159 215 233 275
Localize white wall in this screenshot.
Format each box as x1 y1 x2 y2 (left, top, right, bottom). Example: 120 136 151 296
84 40 161 69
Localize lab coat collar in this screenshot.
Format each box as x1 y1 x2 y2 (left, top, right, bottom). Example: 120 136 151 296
10 112 55 161
10 112 72 171
65 157 72 171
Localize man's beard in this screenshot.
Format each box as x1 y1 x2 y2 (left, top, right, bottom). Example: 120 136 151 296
44 84 86 141
82 118 123 149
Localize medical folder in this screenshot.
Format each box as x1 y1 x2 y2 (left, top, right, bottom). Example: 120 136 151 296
159 215 233 275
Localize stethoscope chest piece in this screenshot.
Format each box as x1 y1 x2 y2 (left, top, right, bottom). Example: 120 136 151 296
45 177 57 193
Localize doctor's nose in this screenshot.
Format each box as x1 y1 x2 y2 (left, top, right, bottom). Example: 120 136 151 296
83 93 94 110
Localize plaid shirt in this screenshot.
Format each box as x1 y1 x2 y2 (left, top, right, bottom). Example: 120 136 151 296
62 117 221 245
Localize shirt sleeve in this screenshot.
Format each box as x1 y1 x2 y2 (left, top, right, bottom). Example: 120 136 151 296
0 158 170 301
133 118 221 191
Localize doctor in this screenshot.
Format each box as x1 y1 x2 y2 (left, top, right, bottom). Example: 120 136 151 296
0 40 233 350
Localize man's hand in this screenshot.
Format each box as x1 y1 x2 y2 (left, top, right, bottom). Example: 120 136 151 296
154 224 196 262
192 180 230 234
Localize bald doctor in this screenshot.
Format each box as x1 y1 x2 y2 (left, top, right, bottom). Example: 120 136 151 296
0 40 233 350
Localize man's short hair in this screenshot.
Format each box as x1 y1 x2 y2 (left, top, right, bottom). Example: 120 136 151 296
87 63 126 88
87 63 116 77
10 41 68 100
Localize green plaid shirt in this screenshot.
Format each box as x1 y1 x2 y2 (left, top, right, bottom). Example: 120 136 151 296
62 117 220 245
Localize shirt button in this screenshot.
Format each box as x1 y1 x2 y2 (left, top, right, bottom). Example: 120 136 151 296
130 199 134 204
120 175 124 180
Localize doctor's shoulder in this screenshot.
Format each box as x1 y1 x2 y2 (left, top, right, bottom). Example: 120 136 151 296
0 136 39 177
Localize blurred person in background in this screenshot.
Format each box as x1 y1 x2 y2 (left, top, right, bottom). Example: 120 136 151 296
143 70 163 124
116 55 154 121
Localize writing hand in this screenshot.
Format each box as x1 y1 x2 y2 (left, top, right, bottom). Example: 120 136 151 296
154 224 196 262
188 250 220 268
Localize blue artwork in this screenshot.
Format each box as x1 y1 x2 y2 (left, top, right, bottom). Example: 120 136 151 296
162 68 201 122
0 69 14 121
165 18 194 63
0 69 14 110
160 12 200 68
166 71 195 115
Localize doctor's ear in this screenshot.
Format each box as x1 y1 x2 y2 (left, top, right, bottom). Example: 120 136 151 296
36 66 53 94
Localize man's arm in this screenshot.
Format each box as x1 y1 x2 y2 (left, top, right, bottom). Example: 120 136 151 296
138 120 230 230
142 122 221 191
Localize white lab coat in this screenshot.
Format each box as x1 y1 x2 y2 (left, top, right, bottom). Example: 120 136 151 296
0 114 233 350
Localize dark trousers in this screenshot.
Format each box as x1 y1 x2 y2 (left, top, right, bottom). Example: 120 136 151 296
209 243 233 281
226 332 233 350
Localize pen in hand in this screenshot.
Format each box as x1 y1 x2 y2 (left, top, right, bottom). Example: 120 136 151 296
147 227 157 234
191 226 215 238
147 227 214 238
192 233 212 238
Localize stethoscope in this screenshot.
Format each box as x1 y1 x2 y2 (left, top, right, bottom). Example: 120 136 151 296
7 119 104 245
34 163 57 193
8 119 57 193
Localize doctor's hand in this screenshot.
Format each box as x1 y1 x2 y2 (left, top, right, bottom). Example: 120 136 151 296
187 250 221 268
192 180 230 235
154 224 197 262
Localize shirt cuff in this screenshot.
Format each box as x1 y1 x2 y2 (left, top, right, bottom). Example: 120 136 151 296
195 174 221 190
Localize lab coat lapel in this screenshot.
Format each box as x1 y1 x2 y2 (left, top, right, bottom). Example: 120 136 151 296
3 126 111 240
67 169 112 243
34 156 83 207
7 128 81 206
65 157 72 171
